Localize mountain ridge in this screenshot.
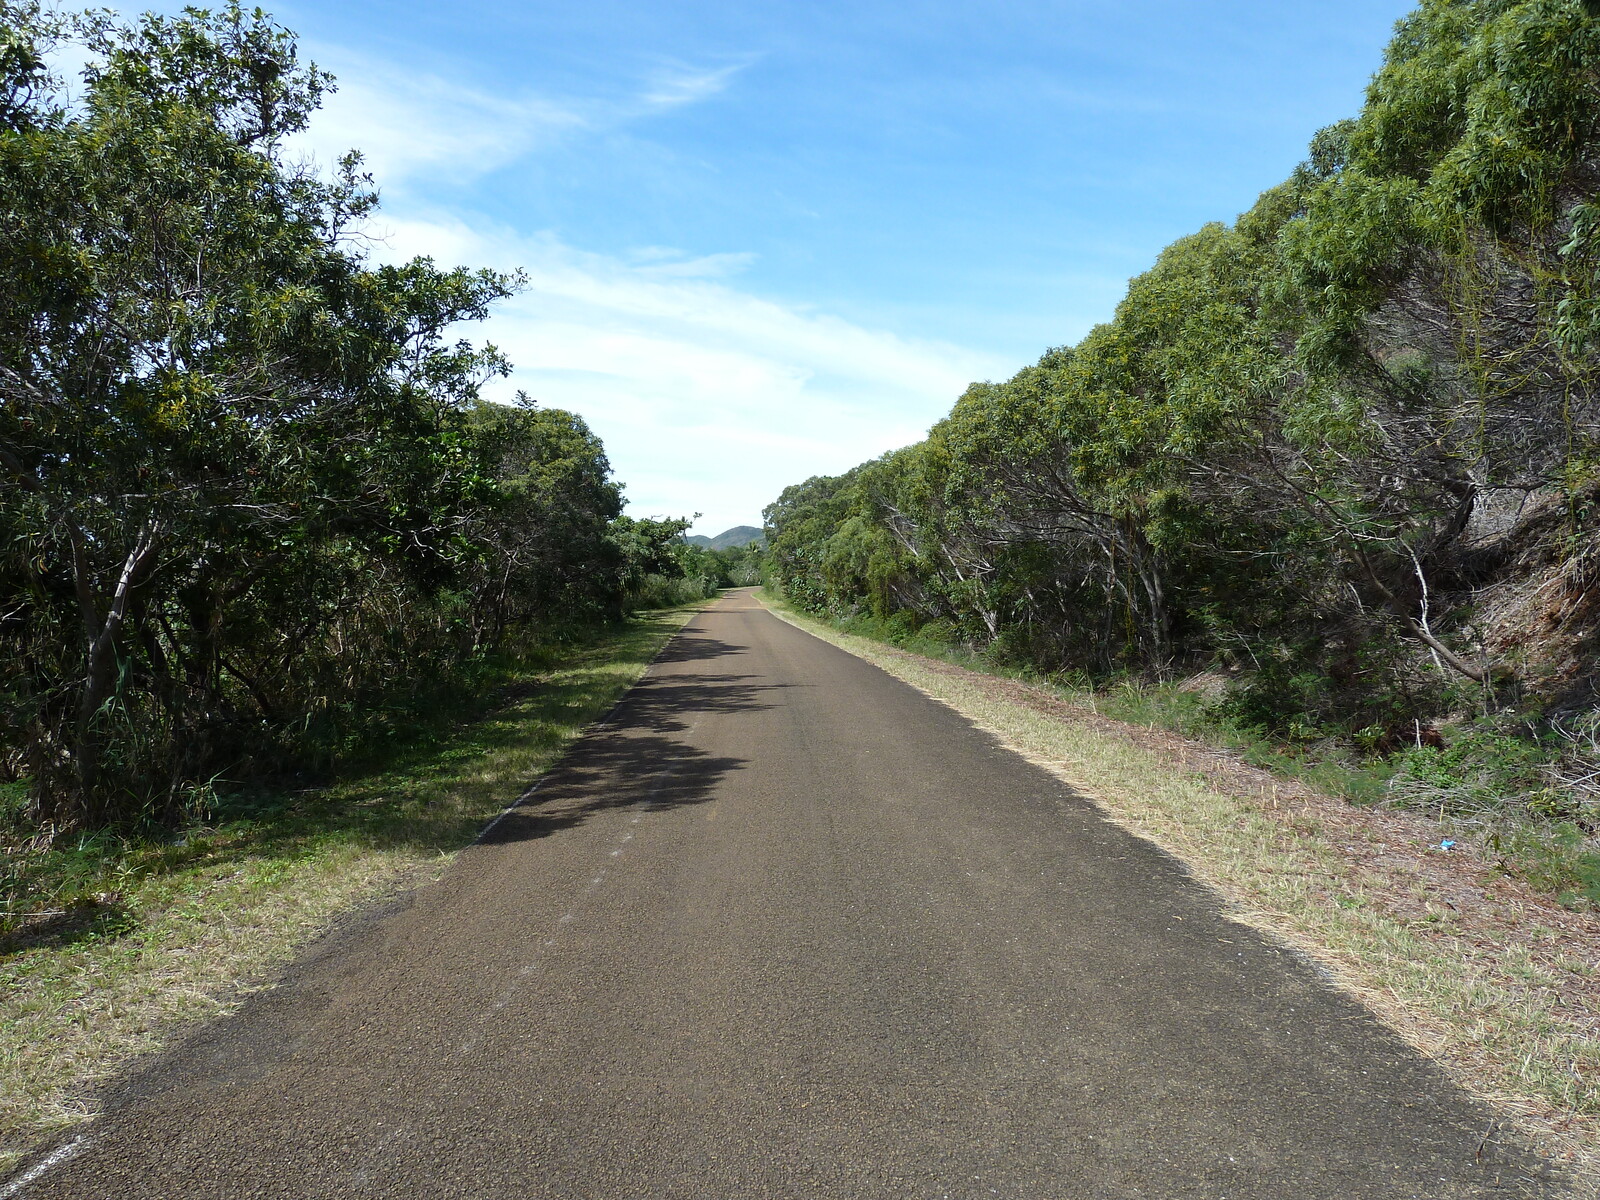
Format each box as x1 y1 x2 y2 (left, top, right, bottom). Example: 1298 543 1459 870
684 525 765 551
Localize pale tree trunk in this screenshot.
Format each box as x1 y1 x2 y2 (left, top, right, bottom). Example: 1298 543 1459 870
68 518 163 821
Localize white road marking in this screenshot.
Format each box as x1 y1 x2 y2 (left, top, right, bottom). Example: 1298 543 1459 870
461 724 696 1050
474 776 550 844
0 1136 87 1198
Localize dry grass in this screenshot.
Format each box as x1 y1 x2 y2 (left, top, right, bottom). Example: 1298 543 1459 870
763 596 1600 1187
0 606 702 1173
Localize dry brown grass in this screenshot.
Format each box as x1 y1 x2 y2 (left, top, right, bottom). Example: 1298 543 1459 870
764 597 1600 1188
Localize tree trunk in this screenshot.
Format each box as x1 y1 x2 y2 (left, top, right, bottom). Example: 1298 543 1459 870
68 520 162 824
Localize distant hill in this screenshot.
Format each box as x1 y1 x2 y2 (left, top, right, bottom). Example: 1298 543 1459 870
684 525 766 551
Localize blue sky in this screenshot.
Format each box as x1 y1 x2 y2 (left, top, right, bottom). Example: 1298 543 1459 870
267 0 1414 534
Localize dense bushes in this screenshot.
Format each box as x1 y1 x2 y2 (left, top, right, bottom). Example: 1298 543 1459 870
0 5 692 833
628 541 764 608
766 0 1600 866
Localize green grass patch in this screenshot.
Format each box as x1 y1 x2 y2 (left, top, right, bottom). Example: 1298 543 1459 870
0 605 703 1171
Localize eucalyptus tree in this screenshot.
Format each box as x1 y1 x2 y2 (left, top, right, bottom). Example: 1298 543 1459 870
1270 0 1600 684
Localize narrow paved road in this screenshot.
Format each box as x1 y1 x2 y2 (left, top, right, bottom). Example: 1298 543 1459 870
10 591 1552 1199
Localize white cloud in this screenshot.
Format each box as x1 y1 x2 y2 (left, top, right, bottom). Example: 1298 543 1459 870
285 44 1004 534
632 249 759 279
369 214 1010 534
641 61 751 109
290 53 588 189
290 48 754 194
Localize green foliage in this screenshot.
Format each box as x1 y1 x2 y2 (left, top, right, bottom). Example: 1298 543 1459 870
1391 725 1550 814
1210 630 1454 742
765 0 1600 894
1485 820 1600 905
1388 712 1600 824
769 0 1600 688
0 6 701 834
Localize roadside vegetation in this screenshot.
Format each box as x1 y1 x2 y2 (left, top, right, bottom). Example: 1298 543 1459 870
0 3 730 1167
0 605 703 1171
0 2 704 841
631 540 765 609
765 0 1600 909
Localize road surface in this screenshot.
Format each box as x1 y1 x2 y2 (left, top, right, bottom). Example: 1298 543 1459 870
7 590 1553 1198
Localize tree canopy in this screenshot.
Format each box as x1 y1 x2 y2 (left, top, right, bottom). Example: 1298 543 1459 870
767 0 1600 737
0 3 691 831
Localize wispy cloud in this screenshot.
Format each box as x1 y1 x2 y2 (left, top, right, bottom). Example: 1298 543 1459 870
626 247 759 279
641 60 752 109
290 52 587 188
291 48 754 192
369 213 1009 532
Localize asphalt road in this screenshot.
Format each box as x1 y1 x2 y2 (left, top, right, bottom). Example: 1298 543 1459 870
8 590 1556 1199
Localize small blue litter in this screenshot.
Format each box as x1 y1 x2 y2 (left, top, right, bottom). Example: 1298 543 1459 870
1437 839 1456 851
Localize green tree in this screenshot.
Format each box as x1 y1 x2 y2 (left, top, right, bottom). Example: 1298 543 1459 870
0 5 514 827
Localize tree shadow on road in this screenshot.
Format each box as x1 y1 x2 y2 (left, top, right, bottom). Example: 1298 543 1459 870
0 613 780 956
651 631 746 666
481 670 796 845
0 614 696 959
612 671 802 730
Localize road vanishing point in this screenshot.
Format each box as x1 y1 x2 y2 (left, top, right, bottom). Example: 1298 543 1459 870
8 591 1556 1198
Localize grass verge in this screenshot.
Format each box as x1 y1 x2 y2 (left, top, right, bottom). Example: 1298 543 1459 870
760 593 1600 1187
0 605 703 1173
817 614 1600 903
